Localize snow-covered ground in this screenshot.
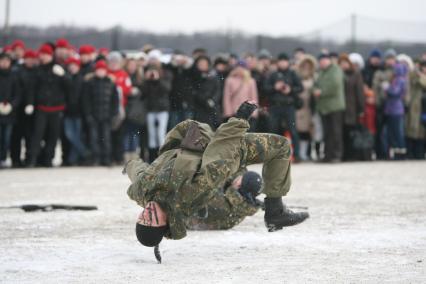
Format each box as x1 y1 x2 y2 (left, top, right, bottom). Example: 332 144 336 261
1 162 425 283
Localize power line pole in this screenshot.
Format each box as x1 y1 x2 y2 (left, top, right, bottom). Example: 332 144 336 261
3 0 11 46
351 13 357 51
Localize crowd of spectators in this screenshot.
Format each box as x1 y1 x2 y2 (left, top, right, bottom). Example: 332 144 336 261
1 38 426 168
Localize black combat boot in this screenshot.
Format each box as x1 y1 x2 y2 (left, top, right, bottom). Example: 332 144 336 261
264 197 309 232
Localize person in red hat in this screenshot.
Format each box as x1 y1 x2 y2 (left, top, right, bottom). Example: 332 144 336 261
9 49 39 167
11 40 26 65
27 43 71 167
79 45 96 76
55 38 70 66
62 57 89 166
82 60 119 166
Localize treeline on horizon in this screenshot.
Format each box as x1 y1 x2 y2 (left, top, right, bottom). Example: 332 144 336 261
3 25 426 58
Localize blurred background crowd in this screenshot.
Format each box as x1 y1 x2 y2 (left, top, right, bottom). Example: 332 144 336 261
0 38 426 168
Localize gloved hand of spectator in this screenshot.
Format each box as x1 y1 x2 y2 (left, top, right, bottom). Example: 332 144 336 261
381 81 390 91
130 87 141 96
0 103 12 115
25 105 34 115
207 99 215 108
53 64 65 77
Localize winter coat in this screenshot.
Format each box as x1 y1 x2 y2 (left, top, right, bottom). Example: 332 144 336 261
142 79 171 112
192 71 221 127
33 63 70 112
168 65 193 111
0 69 21 123
343 70 365 125
66 73 84 117
264 68 303 107
296 55 317 133
83 76 119 122
314 64 346 115
405 71 426 139
372 66 394 107
384 64 407 116
109 69 132 107
80 62 94 77
17 66 37 107
362 63 382 88
222 75 258 118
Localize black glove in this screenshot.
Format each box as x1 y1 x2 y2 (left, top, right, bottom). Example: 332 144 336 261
235 101 258 120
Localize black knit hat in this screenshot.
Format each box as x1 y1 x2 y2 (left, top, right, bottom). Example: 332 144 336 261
277 52 289 61
0 52 11 61
135 223 168 247
240 171 262 198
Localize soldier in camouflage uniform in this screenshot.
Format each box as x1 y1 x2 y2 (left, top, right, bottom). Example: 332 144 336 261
125 102 309 248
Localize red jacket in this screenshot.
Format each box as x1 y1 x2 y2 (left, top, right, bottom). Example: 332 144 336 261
108 69 131 106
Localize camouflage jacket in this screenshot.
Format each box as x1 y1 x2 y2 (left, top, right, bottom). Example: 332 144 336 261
127 118 250 240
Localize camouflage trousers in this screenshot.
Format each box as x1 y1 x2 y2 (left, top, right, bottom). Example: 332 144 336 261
186 131 292 230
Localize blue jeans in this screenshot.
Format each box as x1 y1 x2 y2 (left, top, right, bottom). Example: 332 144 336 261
123 121 140 152
386 115 405 150
64 117 87 164
0 123 12 161
168 110 194 130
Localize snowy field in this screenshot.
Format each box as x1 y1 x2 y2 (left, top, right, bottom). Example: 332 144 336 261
0 162 425 283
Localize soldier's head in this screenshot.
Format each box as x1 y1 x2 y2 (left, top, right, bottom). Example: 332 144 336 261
135 201 168 247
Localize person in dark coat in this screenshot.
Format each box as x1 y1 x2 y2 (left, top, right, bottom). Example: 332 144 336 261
10 50 38 167
63 57 89 165
167 53 194 129
123 57 146 162
0 53 21 167
192 55 221 128
212 56 230 119
82 60 119 166
339 54 365 161
142 64 171 162
362 49 383 89
27 44 70 167
264 52 304 160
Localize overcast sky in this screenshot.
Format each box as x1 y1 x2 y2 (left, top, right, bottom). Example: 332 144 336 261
2 0 426 41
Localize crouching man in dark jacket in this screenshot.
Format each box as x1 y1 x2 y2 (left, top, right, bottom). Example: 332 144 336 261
83 60 119 166
124 101 309 254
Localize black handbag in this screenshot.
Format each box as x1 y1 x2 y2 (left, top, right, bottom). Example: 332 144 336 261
351 125 374 151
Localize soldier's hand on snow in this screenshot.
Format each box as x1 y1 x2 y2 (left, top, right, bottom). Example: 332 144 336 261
53 64 65 77
0 103 12 115
25 105 34 115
